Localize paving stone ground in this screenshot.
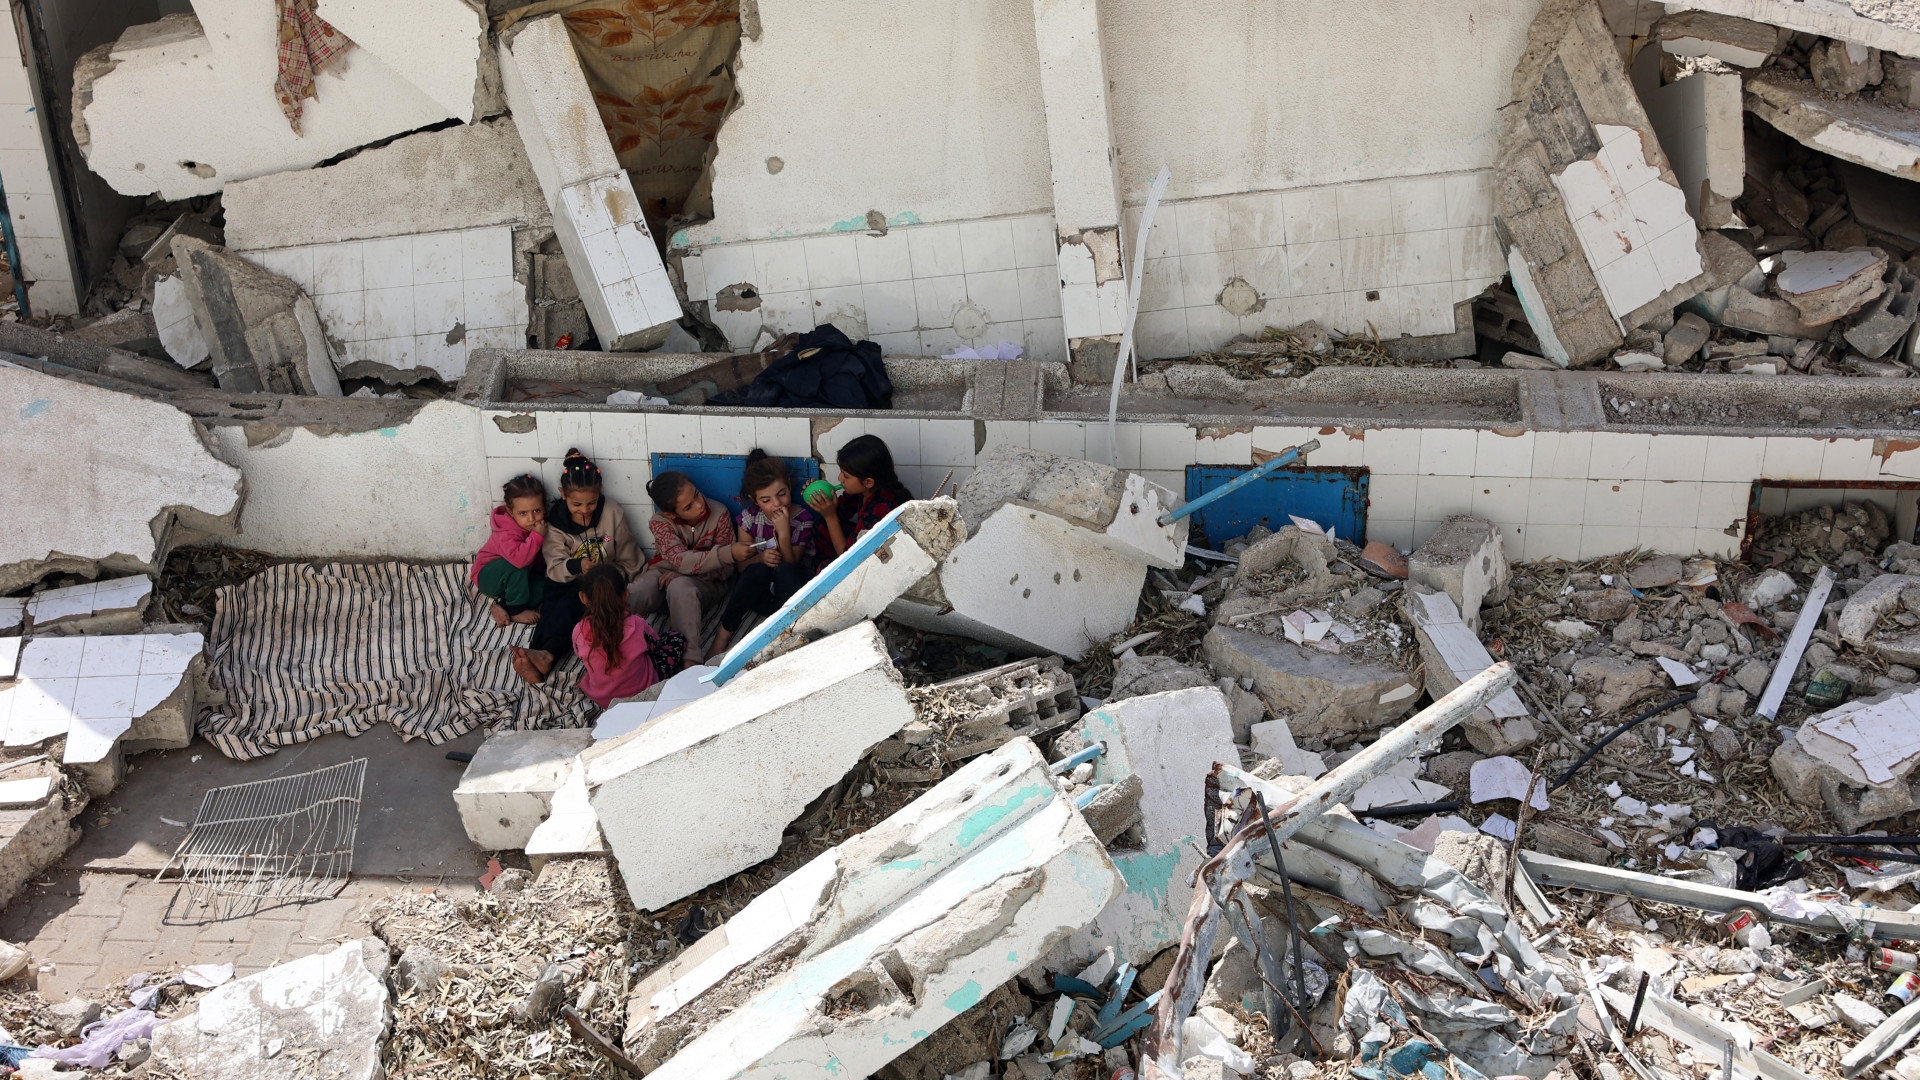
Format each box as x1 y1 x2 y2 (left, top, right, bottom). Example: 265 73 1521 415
0 871 476 1001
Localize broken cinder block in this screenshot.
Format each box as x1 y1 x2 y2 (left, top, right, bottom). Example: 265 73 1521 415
583 621 913 910
626 738 1123 1077
453 729 595 851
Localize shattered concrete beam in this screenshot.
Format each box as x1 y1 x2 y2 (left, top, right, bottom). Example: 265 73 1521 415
1029 0 1128 381
1746 72 1920 183
1663 0 1920 61
631 739 1123 1078
498 15 683 351
1653 9 1782 67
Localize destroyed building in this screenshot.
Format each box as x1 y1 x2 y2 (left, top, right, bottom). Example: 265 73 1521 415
8 0 1920 1078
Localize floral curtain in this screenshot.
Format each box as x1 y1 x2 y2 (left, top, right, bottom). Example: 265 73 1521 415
499 0 739 220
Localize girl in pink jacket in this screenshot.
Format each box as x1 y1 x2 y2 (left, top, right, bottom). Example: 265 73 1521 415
471 475 550 627
573 565 660 708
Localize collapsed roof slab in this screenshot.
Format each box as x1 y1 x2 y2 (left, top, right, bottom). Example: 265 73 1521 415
583 621 913 911
73 14 459 200
497 15 683 351
0 365 242 595
220 118 551 251
1747 72 1920 182
1653 9 1784 67
1664 0 1920 60
1497 0 1711 366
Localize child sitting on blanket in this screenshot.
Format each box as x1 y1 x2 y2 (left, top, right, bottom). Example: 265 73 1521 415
472 474 549 627
808 434 912 557
513 449 647 686
573 565 661 708
711 450 817 657
632 470 736 666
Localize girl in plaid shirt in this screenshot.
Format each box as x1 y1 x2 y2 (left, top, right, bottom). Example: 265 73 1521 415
809 434 913 557
712 450 819 654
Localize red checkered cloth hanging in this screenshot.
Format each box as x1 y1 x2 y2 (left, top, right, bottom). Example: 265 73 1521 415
273 0 351 134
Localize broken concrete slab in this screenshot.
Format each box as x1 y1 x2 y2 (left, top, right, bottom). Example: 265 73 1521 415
759 500 959 663
1497 0 1709 366
1110 654 1214 702
0 632 203 796
74 13 461 200
1775 248 1890 324
1838 573 1920 646
1718 284 1830 338
1405 587 1538 756
153 276 209 369
313 0 496 121
627 738 1122 1078
1774 684 1920 831
453 729 595 851
0 758 83 912
1407 516 1509 632
1845 263 1920 358
0 365 243 595
583 621 913 910
1250 718 1326 778
523 758 607 867
1063 688 1237 966
1670 0 1920 58
171 236 341 396
957 446 1187 569
1653 9 1780 67
221 118 550 251
25 576 151 635
1204 624 1418 738
498 14 681 351
1664 312 1713 364
151 937 390 1080
1747 72 1920 183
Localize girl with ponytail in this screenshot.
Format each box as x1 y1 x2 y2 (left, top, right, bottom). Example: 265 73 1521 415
571 565 660 708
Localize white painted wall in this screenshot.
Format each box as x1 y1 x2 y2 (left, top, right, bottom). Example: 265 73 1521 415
1102 0 1545 206
683 0 1054 246
206 400 492 559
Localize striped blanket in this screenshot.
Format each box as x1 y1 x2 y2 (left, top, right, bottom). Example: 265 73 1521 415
200 562 592 760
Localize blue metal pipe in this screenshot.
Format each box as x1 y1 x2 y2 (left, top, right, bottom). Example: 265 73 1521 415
1049 742 1104 775
1072 783 1108 810
1157 439 1319 526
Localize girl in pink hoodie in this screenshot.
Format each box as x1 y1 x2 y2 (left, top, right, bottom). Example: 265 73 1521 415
573 565 660 708
471 475 550 627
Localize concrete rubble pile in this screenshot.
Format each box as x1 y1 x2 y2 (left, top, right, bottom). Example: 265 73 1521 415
1494 0 1920 376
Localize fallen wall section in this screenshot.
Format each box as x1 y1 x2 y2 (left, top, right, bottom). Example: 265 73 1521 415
0 365 242 593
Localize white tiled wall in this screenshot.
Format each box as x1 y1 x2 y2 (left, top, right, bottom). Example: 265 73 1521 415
681 213 1067 364
1552 125 1703 323
680 172 1505 364
478 407 1909 565
244 226 528 382
0 14 76 315
1126 171 1505 359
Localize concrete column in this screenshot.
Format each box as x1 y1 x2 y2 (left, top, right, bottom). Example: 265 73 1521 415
1031 0 1127 381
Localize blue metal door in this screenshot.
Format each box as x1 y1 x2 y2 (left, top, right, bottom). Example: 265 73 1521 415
1181 465 1369 548
650 453 822 520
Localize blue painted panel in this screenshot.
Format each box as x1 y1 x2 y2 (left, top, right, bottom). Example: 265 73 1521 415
1182 466 1369 548
650 453 821 521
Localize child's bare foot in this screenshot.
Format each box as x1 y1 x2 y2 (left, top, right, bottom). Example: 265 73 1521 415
525 648 556 676
510 610 540 625
490 603 510 628
711 629 733 655
511 647 545 685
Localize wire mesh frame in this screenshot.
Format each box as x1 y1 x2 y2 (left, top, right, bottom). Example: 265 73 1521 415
158 758 368 921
